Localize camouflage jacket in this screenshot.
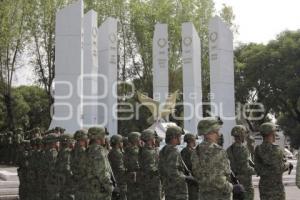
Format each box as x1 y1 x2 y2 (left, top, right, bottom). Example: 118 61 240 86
138 145 159 175
227 143 255 176
71 145 87 180
44 148 58 173
181 147 194 171
159 144 186 181
191 141 232 193
56 147 72 175
124 146 140 172
108 148 126 184
254 142 289 177
86 143 113 193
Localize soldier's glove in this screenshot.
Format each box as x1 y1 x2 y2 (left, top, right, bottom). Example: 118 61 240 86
185 175 198 186
288 163 294 175
232 184 245 200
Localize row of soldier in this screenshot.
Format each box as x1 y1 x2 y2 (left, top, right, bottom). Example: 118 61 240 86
15 117 292 200
0 127 65 165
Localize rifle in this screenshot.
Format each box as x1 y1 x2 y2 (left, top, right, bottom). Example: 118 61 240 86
181 158 198 186
231 171 246 200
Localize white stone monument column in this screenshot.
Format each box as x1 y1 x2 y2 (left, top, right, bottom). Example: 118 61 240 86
98 17 118 135
82 10 98 128
209 16 236 148
182 22 203 134
153 24 169 103
50 0 84 133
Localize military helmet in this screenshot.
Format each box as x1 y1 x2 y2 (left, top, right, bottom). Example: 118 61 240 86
128 132 141 144
141 129 156 142
259 122 278 136
197 117 223 136
60 133 74 144
44 133 59 143
165 126 183 142
74 129 88 140
88 127 106 140
183 133 196 143
110 135 123 146
231 125 247 137
55 126 66 133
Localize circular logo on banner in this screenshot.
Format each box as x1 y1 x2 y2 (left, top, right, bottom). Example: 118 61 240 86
157 38 167 48
109 33 117 43
210 32 218 42
183 36 192 47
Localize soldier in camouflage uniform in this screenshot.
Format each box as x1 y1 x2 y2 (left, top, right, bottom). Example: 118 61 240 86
44 133 59 200
27 138 40 200
159 126 192 200
124 132 143 200
56 134 74 200
0 133 4 163
254 122 292 200
17 140 31 200
191 117 233 200
86 127 113 200
108 135 127 200
181 133 199 200
70 129 89 199
227 125 256 200
139 129 161 200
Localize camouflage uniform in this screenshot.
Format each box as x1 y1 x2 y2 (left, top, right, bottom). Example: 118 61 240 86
159 126 188 200
108 135 127 200
27 138 40 200
254 122 290 200
85 127 113 200
124 132 143 200
56 134 74 200
44 133 59 200
227 125 255 200
139 129 161 200
191 117 233 200
17 140 31 200
296 149 300 189
70 129 89 200
181 134 199 200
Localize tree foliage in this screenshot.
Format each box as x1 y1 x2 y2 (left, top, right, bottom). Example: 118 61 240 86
235 30 300 147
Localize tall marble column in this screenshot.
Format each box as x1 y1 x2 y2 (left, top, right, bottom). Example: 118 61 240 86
182 22 203 134
82 10 98 128
209 16 236 148
50 0 84 133
98 17 118 135
153 23 169 103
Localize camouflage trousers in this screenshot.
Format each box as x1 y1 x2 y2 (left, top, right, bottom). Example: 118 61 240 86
199 191 232 200
187 182 199 200
164 178 188 200
141 174 161 200
259 176 285 200
126 181 143 200
237 175 254 200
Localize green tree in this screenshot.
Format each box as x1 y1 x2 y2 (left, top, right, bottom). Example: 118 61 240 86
15 86 50 130
235 31 300 147
0 0 31 129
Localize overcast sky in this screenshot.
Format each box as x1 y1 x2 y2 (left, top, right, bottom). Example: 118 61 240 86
214 0 300 44
14 0 300 86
